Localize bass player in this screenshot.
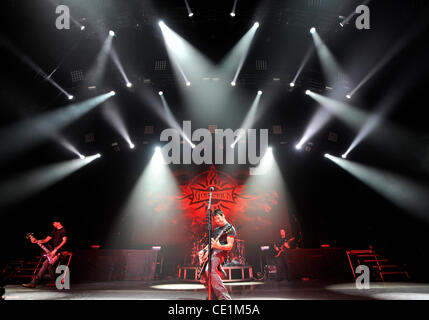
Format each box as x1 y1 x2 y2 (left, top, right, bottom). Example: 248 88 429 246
22 218 67 288
273 228 295 282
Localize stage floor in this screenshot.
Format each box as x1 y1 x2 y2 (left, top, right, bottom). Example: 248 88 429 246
4 279 429 300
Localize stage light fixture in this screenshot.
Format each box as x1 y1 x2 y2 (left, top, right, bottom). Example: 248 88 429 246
324 153 329 158
188 12 194 17
110 91 116 96
346 94 351 99
81 26 86 31
186 81 191 86
95 153 101 158
231 81 236 86
258 90 263 95
290 82 295 87
342 154 347 159
126 82 132 88
339 22 344 27
109 30 115 37
254 22 260 28
79 154 85 159
310 27 316 34
130 143 135 149
159 91 163 96
230 12 236 17
305 90 311 95
68 95 74 100
155 146 161 152
295 144 302 150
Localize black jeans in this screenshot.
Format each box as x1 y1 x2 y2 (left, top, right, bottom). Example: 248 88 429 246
275 254 290 281
200 252 231 300
35 258 58 283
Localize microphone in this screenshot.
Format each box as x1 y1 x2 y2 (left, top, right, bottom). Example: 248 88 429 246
210 187 214 191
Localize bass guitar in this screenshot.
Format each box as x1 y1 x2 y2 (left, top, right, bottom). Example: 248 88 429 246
275 237 296 258
197 225 232 280
26 233 59 265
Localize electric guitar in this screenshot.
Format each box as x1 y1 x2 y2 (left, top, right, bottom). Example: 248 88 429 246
26 233 59 265
275 237 296 258
197 225 232 280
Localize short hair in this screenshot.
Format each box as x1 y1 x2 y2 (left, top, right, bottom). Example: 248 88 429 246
212 209 224 218
52 217 63 224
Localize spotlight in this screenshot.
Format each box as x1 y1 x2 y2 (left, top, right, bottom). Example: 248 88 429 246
68 95 74 100
324 153 329 158
110 91 116 96
310 27 316 34
342 154 347 159
257 90 263 95
130 143 135 149
158 91 163 96
230 12 236 17
295 144 302 150
158 20 165 27
190 143 196 149
95 153 102 158
155 146 161 152
346 94 351 99
305 90 311 95
231 81 236 86
186 81 191 86
289 82 295 88
339 22 344 27
109 30 115 37
80 25 86 31
254 22 260 28
126 82 132 88
188 12 194 17
79 154 85 160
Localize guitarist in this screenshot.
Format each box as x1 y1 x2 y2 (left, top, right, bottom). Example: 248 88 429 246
22 218 67 288
198 209 236 300
273 228 294 282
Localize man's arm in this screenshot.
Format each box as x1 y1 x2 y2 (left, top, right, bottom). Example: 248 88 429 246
51 237 67 255
34 236 52 244
212 236 234 251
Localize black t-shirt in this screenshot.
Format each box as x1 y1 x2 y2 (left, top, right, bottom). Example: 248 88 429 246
49 227 67 250
212 222 236 256
275 236 296 250
275 237 288 248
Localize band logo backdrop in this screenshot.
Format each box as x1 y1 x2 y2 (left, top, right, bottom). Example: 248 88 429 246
129 165 290 246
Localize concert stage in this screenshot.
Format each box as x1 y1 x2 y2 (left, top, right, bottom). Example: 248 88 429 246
4 279 429 300
2 1 429 310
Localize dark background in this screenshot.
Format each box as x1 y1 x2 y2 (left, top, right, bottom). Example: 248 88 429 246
1 0 429 281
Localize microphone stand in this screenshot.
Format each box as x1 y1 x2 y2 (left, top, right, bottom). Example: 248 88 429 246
207 186 214 300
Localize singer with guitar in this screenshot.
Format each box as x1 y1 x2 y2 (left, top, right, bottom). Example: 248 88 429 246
22 218 67 288
198 209 236 300
273 228 295 282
